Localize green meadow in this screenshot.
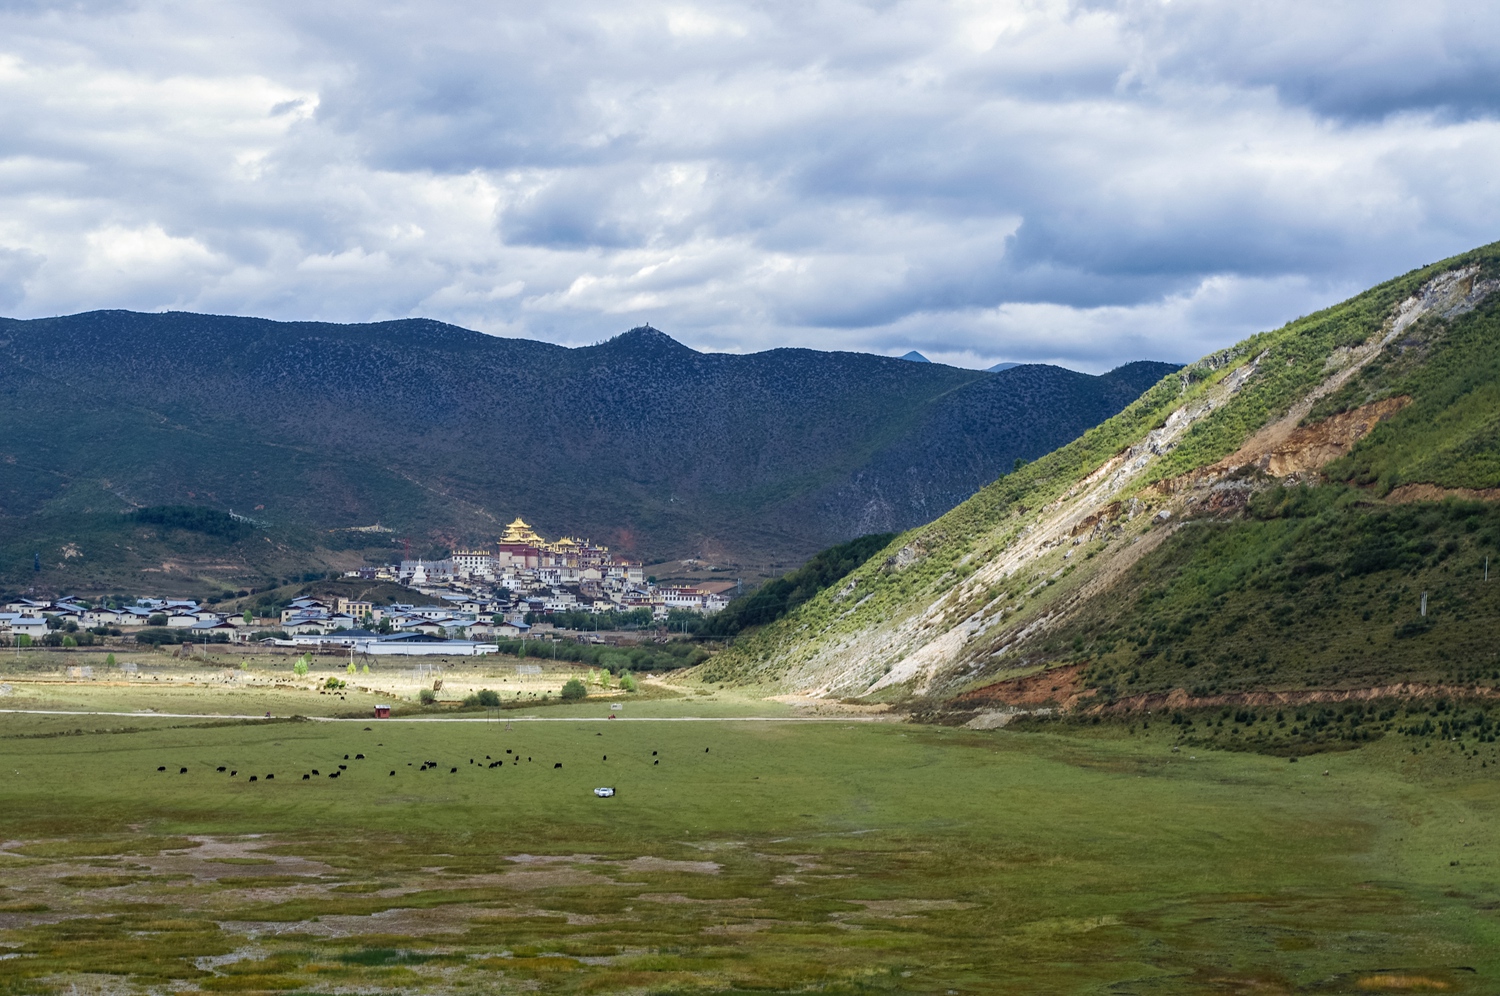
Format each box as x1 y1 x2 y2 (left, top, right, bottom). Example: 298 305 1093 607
0 675 1497 995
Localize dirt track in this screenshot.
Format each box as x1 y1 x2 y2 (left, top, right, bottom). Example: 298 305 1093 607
952 664 1499 716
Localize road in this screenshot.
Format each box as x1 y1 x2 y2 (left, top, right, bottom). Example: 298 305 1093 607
0 708 886 723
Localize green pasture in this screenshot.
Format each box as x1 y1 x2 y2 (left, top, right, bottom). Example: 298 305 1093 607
0 648 792 721
0 704 1497 994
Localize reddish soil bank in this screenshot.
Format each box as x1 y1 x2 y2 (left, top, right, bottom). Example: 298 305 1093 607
951 663 1498 716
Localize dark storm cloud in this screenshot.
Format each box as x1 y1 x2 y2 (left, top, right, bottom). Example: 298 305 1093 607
0 0 1495 370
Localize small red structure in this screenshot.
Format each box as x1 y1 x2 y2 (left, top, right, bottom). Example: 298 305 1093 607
374 704 391 719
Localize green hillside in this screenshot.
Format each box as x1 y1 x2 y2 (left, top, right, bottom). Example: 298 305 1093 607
0 506 356 601
698 242 1500 715
0 314 1174 592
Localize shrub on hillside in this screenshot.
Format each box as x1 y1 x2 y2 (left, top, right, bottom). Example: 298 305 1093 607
702 532 896 637
560 678 588 701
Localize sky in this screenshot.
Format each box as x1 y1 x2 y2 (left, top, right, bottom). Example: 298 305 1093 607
0 1 1497 372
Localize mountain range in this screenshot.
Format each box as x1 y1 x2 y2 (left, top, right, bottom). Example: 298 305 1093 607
0 312 1175 590
701 242 1500 719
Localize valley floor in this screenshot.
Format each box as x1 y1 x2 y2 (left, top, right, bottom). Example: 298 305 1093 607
0 656 1496 994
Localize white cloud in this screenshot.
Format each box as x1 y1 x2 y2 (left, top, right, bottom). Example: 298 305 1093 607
0 0 1494 369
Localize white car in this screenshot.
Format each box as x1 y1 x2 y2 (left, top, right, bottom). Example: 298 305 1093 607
593 786 615 797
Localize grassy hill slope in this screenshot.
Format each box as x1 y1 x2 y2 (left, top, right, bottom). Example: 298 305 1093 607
699 242 1500 709
0 314 1174 590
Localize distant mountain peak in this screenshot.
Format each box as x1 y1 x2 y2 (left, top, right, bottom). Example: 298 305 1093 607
988 361 1021 372
591 325 698 359
618 325 687 345
899 350 930 363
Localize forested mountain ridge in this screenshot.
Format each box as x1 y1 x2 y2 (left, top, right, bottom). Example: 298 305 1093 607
699 242 1500 713
0 311 1175 587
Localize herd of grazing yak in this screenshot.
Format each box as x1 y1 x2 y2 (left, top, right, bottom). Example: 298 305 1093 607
152 741 708 783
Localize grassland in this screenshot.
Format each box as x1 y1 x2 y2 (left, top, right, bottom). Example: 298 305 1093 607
0 655 1497 994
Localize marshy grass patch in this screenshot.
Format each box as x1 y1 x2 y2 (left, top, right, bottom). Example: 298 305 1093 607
0 688 1497 992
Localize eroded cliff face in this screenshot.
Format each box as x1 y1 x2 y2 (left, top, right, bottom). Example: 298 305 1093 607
723 261 1499 704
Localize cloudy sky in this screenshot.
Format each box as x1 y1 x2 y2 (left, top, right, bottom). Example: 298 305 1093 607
1 1 1497 371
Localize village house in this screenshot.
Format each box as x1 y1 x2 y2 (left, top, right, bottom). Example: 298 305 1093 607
451 548 494 579
283 617 332 636
188 619 242 642
82 606 130 627
281 599 331 624
0 614 48 640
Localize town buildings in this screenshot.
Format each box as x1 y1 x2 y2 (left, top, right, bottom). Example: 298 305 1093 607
381 517 729 621
0 515 734 653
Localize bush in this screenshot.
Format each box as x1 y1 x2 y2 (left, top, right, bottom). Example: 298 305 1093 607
543 608 656 631
619 674 638 692
464 689 502 707
418 688 437 705
324 676 346 689
292 655 310 677
128 505 252 541
560 678 588 701
147 614 168 627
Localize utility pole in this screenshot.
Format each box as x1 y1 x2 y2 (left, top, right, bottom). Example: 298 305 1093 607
1420 591 1428 617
